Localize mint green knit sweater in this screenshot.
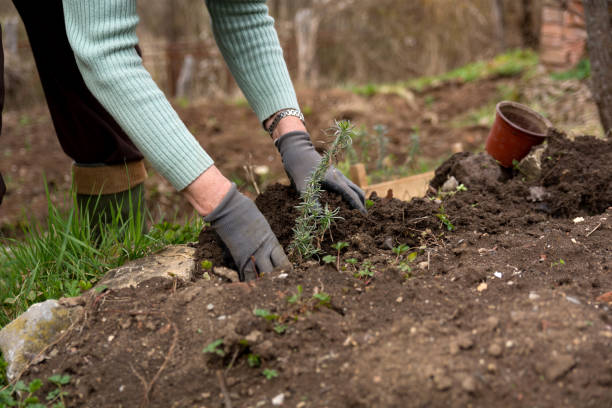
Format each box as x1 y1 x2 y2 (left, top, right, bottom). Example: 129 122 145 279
62 0 299 190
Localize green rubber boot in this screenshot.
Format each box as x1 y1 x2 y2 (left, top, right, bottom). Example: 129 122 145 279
73 161 148 240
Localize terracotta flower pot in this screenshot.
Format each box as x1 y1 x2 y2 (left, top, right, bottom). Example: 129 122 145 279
485 101 552 167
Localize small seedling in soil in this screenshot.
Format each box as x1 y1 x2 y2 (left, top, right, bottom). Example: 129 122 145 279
273 324 288 334
355 260 375 279
322 254 336 267
203 339 225 357
365 199 375 210
456 184 467 192
287 285 303 304
253 308 279 322
262 369 279 380
436 206 455 231
200 260 213 270
392 244 410 262
551 259 566 268
344 258 358 272
247 353 261 368
312 292 332 308
331 241 349 270
47 374 71 407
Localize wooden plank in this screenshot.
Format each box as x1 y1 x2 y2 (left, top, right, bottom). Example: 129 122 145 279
349 164 368 189
364 171 435 201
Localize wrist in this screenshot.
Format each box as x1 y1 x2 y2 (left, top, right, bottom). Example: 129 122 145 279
265 110 307 141
182 165 232 216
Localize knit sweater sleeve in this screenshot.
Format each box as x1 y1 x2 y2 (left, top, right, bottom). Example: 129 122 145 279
61 0 213 191
205 0 299 122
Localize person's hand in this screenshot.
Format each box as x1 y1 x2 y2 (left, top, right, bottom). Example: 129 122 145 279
204 183 290 281
275 131 367 214
0 173 5 206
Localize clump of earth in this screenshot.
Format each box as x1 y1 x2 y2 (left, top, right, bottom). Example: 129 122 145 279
19 132 612 407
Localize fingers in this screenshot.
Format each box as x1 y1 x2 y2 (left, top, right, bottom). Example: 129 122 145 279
325 168 368 215
270 245 291 269
241 258 258 282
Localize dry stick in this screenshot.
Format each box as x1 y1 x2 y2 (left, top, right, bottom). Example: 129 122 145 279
586 222 602 237
216 370 234 408
126 316 179 408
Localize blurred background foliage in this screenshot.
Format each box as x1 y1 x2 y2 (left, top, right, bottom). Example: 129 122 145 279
1 0 543 108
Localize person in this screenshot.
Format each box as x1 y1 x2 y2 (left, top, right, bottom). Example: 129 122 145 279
1 1 149 224
7 0 367 281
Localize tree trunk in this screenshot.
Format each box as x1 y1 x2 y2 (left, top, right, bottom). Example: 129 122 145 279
521 0 539 48
491 0 506 53
583 0 612 136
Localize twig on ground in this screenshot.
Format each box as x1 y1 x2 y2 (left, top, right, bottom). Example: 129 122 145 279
216 370 234 408
586 222 601 237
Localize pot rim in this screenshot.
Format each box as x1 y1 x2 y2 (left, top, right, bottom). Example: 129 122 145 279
496 101 552 138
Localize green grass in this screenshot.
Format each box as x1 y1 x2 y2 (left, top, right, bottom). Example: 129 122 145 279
0 189 203 328
348 49 538 96
550 58 590 81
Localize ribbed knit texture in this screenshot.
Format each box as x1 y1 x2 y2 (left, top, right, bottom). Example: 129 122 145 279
62 0 299 190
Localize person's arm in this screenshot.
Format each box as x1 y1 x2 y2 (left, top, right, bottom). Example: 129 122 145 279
61 0 214 194
205 0 300 125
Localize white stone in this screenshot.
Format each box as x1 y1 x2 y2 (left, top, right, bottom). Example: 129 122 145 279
272 393 285 406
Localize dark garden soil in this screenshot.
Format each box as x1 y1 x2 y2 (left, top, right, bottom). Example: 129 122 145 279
19 132 612 407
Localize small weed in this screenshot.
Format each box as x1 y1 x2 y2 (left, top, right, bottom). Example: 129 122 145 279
355 260 375 279
247 353 261 368
253 308 279 322
333 242 349 270
200 260 213 271
456 184 467 192
312 292 331 308
365 199 375 210
551 259 566 268
287 285 303 304
392 244 410 262
436 206 455 231
0 374 71 408
322 254 336 265
203 339 225 357
550 58 590 81
262 368 279 380
273 324 288 335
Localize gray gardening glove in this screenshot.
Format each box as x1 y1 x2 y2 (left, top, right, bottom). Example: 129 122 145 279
204 183 290 281
275 131 367 214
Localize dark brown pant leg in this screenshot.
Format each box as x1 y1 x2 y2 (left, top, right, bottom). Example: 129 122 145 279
12 0 144 165
0 23 6 205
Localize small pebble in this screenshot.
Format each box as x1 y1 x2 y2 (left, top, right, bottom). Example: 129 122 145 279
207 303 214 311
461 376 476 393
477 282 488 292
272 393 285 406
396 296 403 303
566 296 581 305
493 271 503 279
488 343 503 357
529 292 540 300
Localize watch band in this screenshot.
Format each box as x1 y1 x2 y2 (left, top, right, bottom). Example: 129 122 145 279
265 109 305 137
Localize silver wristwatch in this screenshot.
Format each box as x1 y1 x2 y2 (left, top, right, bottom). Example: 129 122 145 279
265 109 305 137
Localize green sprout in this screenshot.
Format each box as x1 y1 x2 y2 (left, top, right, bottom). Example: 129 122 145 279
288 285 303 304
247 353 261 368
365 199 375 210
203 339 225 356
331 241 349 270
312 292 332 308
436 206 455 231
262 369 279 380
253 308 280 322
355 260 375 279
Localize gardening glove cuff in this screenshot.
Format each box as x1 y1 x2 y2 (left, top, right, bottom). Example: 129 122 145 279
275 131 367 214
204 183 290 281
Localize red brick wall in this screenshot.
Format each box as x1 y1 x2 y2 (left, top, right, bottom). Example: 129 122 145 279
540 0 586 69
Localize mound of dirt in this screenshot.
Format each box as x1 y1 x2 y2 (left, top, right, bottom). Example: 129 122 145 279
19 133 612 407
